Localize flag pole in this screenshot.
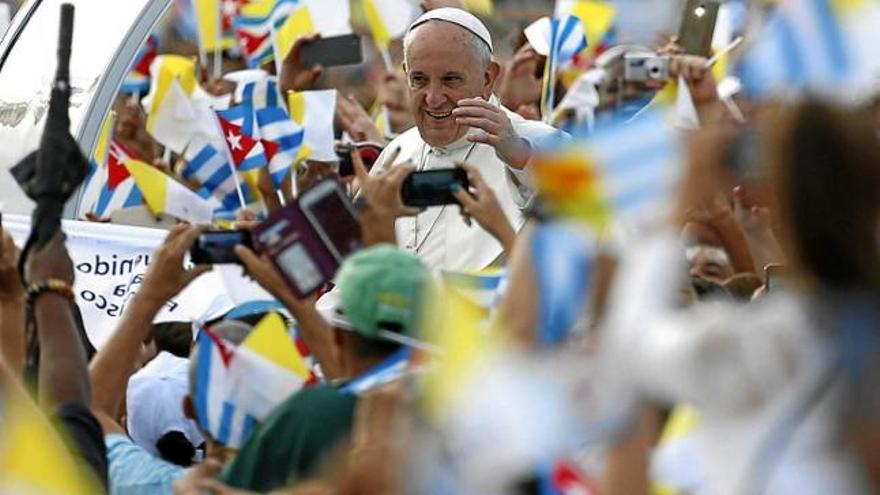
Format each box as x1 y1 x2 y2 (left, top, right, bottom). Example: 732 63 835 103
211 112 248 209
213 0 223 80
379 49 393 72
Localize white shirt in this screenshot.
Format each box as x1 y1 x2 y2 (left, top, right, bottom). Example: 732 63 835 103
371 101 558 271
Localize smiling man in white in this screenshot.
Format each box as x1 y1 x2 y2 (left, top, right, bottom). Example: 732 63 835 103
370 7 558 271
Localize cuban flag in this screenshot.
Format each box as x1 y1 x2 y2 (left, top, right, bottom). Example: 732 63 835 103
183 135 244 211
235 0 299 67
256 107 304 187
193 315 308 447
92 140 144 218
216 105 268 171
193 326 259 448
120 35 158 96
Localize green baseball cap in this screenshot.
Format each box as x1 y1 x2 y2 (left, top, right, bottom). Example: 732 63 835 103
332 244 430 341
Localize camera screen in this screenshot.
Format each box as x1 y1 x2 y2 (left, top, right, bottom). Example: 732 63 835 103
305 190 361 258
277 242 324 295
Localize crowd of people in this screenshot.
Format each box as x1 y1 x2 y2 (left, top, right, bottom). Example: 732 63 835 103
1 0 879 493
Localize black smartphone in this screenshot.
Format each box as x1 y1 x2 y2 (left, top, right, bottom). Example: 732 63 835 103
300 34 363 68
190 230 253 265
401 168 470 208
677 0 720 57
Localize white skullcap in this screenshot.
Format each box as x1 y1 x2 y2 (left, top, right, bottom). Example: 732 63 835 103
408 7 493 53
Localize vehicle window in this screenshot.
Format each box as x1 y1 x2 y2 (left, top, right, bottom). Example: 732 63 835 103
0 0 154 215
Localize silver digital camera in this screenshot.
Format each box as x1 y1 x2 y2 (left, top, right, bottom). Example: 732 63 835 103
623 53 671 83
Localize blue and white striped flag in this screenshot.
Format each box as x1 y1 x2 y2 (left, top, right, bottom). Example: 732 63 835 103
256 107 304 188
340 347 412 396
531 223 594 347
238 77 283 110
183 136 244 211
737 0 880 98
192 326 259 448
532 14 588 122
534 110 683 229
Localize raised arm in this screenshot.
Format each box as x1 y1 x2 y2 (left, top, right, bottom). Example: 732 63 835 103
89 224 209 424
0 227 26 374
25 233 89 408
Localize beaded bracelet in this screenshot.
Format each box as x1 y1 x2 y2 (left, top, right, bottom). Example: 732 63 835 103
26 279 75 305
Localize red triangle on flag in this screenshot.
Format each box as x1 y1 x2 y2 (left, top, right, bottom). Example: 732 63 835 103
106 139 138 190
216 114 261 169
235 28 270 56
261 139 279 162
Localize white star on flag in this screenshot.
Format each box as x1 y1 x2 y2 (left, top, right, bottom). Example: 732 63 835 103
226 130 243 151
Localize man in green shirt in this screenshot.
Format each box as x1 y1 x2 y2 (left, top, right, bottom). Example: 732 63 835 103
221 244 430 491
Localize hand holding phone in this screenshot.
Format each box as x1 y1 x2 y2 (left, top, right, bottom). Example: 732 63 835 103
300 34 363 68
190 230 253 265
401 168 470 208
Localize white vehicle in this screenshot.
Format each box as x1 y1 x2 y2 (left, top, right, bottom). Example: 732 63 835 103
0 0 171 218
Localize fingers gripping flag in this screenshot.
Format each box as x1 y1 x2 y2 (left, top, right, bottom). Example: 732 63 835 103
256 107 304 188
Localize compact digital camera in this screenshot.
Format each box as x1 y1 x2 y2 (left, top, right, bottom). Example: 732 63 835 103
623 53 671 83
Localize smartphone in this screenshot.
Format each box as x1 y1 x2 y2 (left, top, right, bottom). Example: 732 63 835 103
298 179 362 261
300 34 363 68
677 0 720 57
401 168 470 208
335 142 385 178
190 230 253 265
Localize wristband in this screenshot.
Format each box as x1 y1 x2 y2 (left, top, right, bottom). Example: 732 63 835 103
26 279 75 305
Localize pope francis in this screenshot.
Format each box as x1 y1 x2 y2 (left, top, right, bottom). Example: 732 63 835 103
370 7 559 271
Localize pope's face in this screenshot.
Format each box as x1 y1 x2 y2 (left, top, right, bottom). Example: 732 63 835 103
404 22 493 147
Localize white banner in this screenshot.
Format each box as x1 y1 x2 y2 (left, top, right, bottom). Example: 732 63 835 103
3 214 272 348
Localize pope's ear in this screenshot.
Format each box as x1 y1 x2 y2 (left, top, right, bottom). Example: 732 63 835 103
484 60 501 98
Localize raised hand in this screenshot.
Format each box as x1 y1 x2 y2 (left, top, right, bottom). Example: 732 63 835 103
279 34 324 95
336 94 386 144
136 224 211 311
497 44 543 114
453 97 532 169
352 147 420 246
25 232 75 286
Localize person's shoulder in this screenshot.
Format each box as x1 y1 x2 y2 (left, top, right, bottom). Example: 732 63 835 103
386 126 423 151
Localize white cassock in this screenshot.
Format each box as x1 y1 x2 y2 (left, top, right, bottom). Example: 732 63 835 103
371 100 559 271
